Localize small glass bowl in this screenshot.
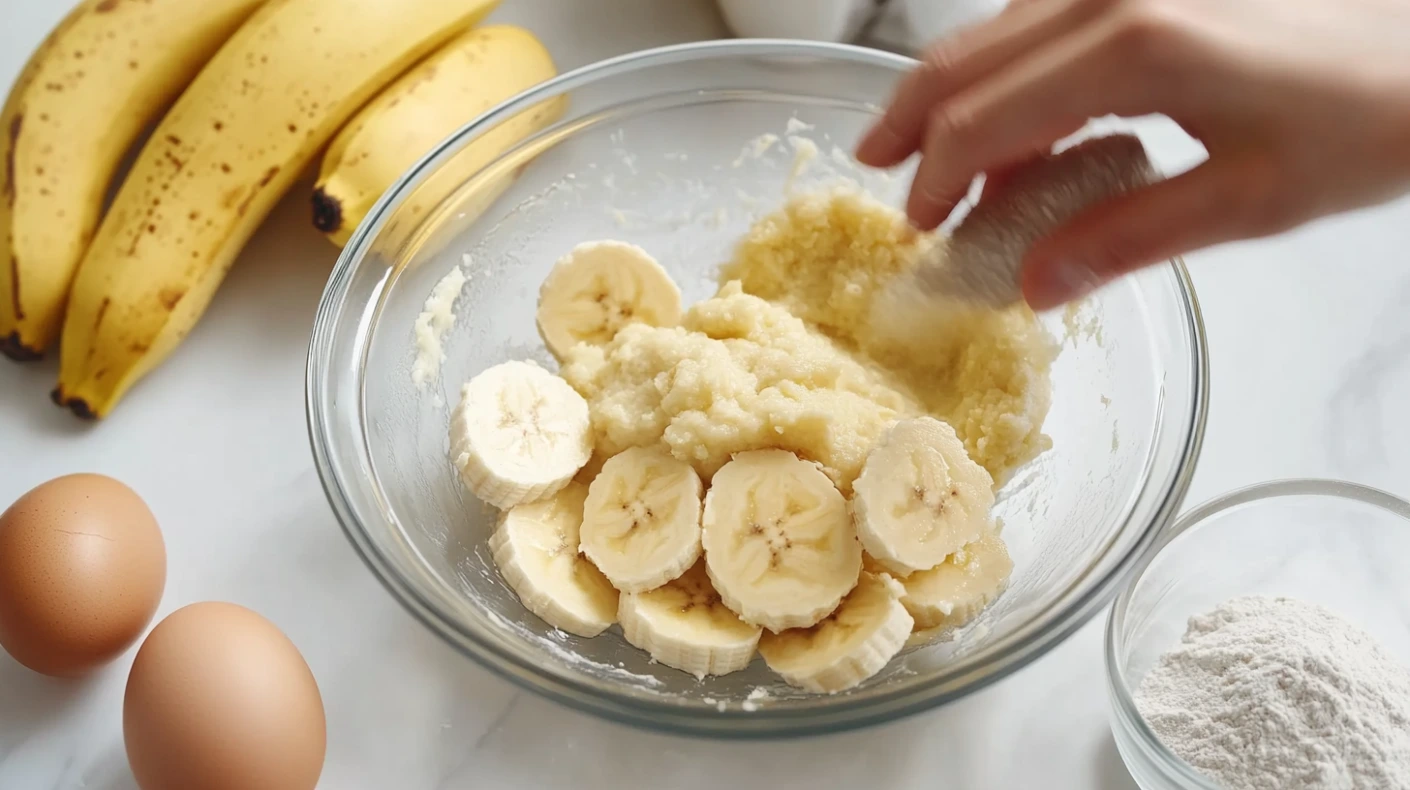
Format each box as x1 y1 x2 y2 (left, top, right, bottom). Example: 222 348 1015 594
1105 479 1410 788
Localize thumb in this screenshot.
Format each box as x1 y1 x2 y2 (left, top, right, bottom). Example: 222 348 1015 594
1019 158 1270 310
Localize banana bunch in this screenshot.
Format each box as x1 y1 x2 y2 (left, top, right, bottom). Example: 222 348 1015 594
1 0 268 360
449 240 1017 694
3 0 563 418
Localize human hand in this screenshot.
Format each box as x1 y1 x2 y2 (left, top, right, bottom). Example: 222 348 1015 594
856 0 1410 309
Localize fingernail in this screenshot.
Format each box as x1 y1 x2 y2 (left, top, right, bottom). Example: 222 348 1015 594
1024 257 1105 310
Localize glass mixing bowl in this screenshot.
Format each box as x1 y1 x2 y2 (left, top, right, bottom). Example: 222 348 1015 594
1105 479 1410 788
306 39 1209 737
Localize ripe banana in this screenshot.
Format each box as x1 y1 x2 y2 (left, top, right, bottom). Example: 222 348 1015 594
537 240 683 360
618 561 761 679
52 0 502 418
702 449 862 632
897 532 1013 632
851 417 995 576
450 360 592 510
580 446 703 593
0 0 268 360
312 24 564 248
758 571 913 694
489 482 620 638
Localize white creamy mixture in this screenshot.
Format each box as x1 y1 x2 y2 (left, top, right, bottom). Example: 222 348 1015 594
411 260 469 387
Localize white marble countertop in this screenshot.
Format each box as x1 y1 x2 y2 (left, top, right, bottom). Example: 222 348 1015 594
3 1 1410 788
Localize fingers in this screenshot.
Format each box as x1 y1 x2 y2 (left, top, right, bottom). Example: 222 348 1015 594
904 17 1154 228
907 116 1087 229
1019 158 1269 309
855 0 1093 168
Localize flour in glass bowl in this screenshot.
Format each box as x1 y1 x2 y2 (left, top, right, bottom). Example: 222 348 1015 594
1135 595 1410 790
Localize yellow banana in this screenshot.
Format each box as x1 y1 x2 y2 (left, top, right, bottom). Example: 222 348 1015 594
0 0 268 361
53 0 501 419
312 24 564 248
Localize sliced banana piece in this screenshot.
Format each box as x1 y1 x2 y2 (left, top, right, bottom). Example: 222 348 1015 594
536 240 683 360
581 446 704 593
702 449 862 632
489 482 620 637
619 561 762 679
852 417 995 576
450 359 592 509
898 533 1013 631
758 572 913 693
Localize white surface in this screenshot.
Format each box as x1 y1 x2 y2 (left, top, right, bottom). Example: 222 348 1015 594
2 2 1409 789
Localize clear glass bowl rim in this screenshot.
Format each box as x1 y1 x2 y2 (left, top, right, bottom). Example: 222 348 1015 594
1103 478 1410 786
307 37 1212 737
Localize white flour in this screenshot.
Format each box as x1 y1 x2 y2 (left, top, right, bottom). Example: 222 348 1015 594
1135 595 1410 789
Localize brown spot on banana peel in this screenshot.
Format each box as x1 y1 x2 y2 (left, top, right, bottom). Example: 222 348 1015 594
221 185 245 209
95 0 121 11
8 253 23 322
236 166 279 218
157 287 184 310
85 298 110 363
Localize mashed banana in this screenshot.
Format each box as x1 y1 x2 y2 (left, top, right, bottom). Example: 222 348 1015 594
560 189 1056 493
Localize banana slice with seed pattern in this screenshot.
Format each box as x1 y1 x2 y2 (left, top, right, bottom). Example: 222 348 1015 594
618 561 762 679
759 572 913 693
536 240 683 360
702 449 862 632
489 483 620 637
450 359 592 509
852 417 995 575
580 446 703 592
898 533 1013 631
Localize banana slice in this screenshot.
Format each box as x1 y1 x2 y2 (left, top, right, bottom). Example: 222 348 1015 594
536 240 683 360
450 359 593 509
898 533 1013 631
580 446 704 592
702 449 862 632
489 483 620 637
618 561 762 679
758 572 913 693
851 417 995 576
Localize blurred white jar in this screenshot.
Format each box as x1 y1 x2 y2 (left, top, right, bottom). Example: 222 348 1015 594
715 0 878 41
902 0 1009 43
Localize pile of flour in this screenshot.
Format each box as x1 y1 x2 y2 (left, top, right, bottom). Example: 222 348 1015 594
1135 595 1410 789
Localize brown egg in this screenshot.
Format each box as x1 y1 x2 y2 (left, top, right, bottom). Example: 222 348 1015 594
123 602 326 790
0 473 166 677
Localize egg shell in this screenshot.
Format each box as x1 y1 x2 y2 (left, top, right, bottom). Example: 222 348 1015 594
123 601 326 790
0 473 166 677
